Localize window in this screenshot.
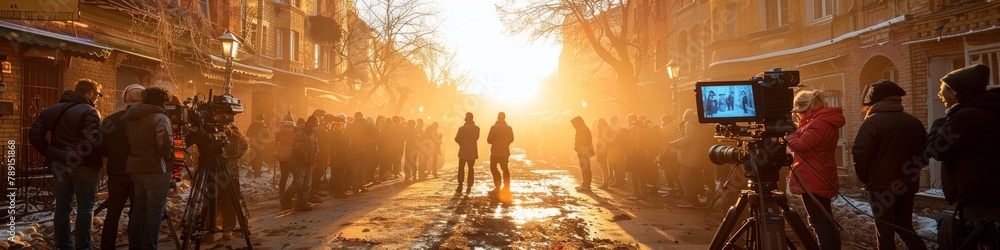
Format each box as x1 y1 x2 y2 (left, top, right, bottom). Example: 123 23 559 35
810 0 835 21
275 29 284 59
197 0 210 18
761 0 788 29
262 25 271 56
290 0 299 8
290 31 299 61
314 44 320 69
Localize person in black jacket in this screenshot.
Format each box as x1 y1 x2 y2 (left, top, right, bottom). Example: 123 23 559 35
283 116 319 211
572 116 595 192
454 113 480 194
328 114 351 198
929 64 1000 237
852 80 928 250
28 79 105 250
124 87 174 249
487 112 514 193
98 83 144 249
347 112 378 192
246 114 271 177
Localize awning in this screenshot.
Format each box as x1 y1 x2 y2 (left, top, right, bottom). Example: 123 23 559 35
902 25 1000 45
0 21 112 61
265 66 329 85
209 55 273 79
305 87 351 104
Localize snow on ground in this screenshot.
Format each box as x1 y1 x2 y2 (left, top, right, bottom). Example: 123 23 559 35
829 195 939 249
918 188 945 198
1 162 279 249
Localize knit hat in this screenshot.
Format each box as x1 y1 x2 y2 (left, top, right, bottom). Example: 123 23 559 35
122 84 145 106
283 112 294 122
862 80 906 106
337 113 347 121
464 112 474 122
354 111 364 119
941 64 991 103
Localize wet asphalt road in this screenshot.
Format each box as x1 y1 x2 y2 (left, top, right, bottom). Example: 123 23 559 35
192 161 718 249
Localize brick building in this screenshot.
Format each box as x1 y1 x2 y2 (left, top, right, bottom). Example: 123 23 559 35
662 0 1000 189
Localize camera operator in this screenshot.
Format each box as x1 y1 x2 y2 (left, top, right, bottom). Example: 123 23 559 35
851 80 928 250
929 64 1000 248
98 83 144 249
785 90 845 250
124 87 175 249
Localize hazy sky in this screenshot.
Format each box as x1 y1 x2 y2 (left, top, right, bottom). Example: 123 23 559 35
434 0 561 102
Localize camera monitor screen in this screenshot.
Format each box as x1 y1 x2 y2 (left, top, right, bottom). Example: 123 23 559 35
695 81 760 123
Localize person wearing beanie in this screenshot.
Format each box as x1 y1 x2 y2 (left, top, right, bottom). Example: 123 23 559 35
247 114 272 178
785 90 845 250
851 80 928 250
928 64 1000 237
454 112 480 194
282 115 319 211
487 112 514 194
97 83 143 249
283 112 294 122
571 116 595 192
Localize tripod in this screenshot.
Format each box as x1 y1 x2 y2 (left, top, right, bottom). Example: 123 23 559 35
708 141 819 250
179 134 253 249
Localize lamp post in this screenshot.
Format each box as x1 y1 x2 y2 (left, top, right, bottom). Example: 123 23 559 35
418 105 424 113
219 31 240 94
352 79 362 110
666 61 680 117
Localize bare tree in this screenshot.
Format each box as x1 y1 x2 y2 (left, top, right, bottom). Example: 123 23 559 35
497 0 653 110
355 0 443 114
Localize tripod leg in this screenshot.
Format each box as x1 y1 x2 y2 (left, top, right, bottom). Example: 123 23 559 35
221 159 254 249
777 195 819 250
163 212 182 249
725 218 756 249
710 191 751 249
180 162 209 250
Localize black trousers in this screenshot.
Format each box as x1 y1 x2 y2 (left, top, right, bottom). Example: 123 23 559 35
490 155 510 189
802 194 841 250
101 174 132 250
868 190 927 250
457 158 475 190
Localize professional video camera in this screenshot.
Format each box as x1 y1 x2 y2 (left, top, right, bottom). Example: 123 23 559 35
694 69 819 250
165 89 253 249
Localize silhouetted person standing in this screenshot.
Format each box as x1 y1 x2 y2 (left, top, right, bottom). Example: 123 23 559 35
572 116 595 192
487 112 514 193
29 80 105 250
455 112 480 194
275 113 296 196
283 116 318 211
347 112 379 192
247 114 271 177
852 80 928 250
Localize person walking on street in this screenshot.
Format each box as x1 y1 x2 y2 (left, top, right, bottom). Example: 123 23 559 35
852 80 928 250
97 83 143 249
786 90 846 250
455 112 480 194
282 116 319 211
928 64 1000 248
275 113 296 196
123 87 174 249
29 80 105 250
487 112 514 194
571 116 595 192
426 122 443 178
246 114 272 177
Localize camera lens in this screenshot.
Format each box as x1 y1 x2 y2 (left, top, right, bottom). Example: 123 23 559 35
708 145 742 165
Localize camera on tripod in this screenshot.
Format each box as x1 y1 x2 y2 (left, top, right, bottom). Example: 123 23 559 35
694 69 820 250
166 89 244 135
694 68 799 183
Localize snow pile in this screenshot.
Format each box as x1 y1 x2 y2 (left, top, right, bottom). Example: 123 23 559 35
917 188 944 198
830 196 938 249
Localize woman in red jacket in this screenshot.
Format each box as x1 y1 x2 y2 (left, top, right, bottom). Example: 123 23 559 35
785 90 846 250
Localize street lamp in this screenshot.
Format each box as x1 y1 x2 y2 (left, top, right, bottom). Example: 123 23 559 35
581 100 587 108
352 79 362 91
219 30 240 94
418 105 424 113
666 61 680 117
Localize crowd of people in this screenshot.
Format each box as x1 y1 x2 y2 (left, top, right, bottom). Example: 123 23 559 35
25 64 1000 249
